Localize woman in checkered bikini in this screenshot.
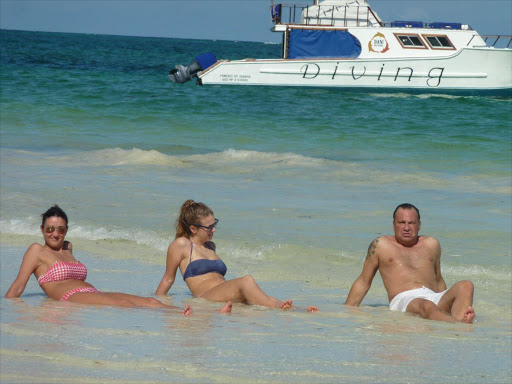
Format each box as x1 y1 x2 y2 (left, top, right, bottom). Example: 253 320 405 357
5 205 200 314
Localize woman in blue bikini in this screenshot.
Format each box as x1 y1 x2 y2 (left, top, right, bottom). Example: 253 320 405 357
156 200 318 311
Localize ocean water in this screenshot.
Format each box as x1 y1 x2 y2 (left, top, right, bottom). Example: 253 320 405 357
1 29 511 383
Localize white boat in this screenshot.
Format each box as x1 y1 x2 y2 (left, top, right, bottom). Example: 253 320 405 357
169 0 512 95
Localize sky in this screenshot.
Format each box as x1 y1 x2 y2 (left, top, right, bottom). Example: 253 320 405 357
1 0 511 42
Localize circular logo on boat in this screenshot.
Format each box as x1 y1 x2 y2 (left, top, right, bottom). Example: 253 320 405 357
368 32 389 53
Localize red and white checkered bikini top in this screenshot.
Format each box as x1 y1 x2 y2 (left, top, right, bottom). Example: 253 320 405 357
37 260 88 285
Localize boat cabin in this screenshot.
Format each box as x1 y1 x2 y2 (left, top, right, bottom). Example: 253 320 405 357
270 0 510 60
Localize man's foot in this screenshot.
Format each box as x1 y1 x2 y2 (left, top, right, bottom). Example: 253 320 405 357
218 301 232 313
183 304 192 316
279 300 293 310
462 306 475 324
307 306 319 312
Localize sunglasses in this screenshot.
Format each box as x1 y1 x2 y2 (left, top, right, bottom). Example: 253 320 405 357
192 219 219 232
44 225 67 234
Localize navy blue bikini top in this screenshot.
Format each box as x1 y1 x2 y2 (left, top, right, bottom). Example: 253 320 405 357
182 241 227 281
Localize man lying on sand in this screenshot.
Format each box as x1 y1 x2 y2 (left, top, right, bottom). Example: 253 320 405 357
345 203 475 323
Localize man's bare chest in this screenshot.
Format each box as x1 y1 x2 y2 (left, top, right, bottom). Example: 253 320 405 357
381 247 435 270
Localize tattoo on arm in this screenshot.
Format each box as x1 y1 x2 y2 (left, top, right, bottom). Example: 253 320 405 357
366 238 379 260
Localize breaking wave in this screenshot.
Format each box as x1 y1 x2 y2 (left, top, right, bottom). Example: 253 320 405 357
2 147 510 194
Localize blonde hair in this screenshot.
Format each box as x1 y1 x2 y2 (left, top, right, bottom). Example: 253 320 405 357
175 200 214 239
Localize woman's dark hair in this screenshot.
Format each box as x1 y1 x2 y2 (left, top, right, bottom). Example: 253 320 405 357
41 205 68 226
175 200 214 239
393 203 420 221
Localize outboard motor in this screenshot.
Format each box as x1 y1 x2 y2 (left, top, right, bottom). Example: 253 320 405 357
169 53 217 84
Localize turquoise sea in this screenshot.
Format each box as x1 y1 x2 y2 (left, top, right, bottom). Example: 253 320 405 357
1 29 511 383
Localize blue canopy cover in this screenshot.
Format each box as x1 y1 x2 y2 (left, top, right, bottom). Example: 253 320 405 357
288 29 362 59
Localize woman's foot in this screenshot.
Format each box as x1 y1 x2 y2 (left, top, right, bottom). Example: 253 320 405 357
183 304 192 316
279 300 293 310
218 301 233 313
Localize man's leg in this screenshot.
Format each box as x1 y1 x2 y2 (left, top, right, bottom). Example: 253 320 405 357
406 298 460 323
437 280 474 322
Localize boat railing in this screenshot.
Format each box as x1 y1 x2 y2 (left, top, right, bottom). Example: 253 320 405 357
271 3 477 31
270 2 512 50
271 3 383 27
480 35 512 49
381 21 472 30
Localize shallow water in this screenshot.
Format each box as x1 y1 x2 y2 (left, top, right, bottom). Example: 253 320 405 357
1 30 511 383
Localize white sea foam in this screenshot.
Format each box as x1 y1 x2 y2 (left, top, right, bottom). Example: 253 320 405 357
443 264 512 291
0 218 40 236
70 148 186 167
64 149 510 195
368 93 474 100
444 264 512 280
189 148 328 169
0 218 169 253
70 225 169 252
2 147 510 196
3 147 327 169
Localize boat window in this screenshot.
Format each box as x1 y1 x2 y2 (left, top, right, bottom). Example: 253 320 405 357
423 35 455 49
394 33 427 49
409 36 424 46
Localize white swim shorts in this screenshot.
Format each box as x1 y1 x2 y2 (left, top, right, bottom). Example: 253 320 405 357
389 286 448 312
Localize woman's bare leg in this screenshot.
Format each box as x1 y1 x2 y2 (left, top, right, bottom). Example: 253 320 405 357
66 292 192 315
200 275 292 309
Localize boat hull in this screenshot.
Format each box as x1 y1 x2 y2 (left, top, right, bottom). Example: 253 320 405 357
198 48 512 96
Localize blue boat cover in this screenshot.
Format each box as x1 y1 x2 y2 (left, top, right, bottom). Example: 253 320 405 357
391 21 424 28
196 53 217 70
428 22 462 30
288 29 362 59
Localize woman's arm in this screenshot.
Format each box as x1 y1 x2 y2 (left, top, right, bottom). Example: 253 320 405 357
5 244 41 298
155 240 186 295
